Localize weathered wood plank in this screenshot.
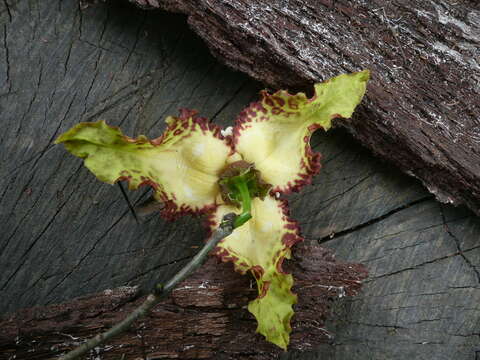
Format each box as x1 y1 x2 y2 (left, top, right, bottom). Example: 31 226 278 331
0 0 421 315
0 244 367 359
317 201 480 360
130 0 480 217
0 1 478 359
0 0 259 314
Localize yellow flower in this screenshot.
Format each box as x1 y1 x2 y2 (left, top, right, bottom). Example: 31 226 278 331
56 70 369 349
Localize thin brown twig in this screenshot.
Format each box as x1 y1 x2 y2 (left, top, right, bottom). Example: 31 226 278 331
58 213 236 360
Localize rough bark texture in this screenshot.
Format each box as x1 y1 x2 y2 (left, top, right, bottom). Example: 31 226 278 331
1 1 479 360
132 0 480 216
0 245 367 360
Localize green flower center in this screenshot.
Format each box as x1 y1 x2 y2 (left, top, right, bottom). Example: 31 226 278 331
218 161 271 228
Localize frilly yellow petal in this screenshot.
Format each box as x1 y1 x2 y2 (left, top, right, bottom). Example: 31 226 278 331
233 70 369 194
209 196 302 349
56 109 232 218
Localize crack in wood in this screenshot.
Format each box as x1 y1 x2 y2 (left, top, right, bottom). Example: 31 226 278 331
440 204 480 284
318 195 434 244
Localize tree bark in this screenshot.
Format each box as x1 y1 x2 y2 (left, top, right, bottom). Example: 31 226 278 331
0 244 367 360
131 0 480 215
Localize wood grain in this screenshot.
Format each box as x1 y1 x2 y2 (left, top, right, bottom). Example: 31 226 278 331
0 1 479 359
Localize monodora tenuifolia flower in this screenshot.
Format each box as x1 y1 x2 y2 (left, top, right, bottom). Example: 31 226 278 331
56 70 369 349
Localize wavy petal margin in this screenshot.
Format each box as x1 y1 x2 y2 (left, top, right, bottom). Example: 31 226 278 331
233 70 369 194
55 109 231 218
209 196 302 349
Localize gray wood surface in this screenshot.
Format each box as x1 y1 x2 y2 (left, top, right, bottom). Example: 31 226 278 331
0 1 479 359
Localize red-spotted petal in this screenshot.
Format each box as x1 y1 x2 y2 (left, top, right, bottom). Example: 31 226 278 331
208 196 302 349
233 70 369 194
56 109 232 219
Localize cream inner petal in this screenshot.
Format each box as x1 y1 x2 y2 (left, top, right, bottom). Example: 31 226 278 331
236 120 307 189
149 131 231 208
